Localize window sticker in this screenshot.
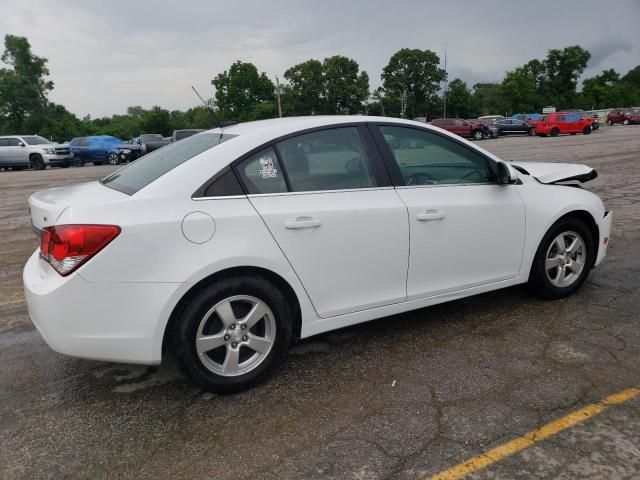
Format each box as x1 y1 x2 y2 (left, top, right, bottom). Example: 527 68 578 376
259 156 278 178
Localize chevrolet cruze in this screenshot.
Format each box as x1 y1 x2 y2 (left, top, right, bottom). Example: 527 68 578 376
24 116 612 392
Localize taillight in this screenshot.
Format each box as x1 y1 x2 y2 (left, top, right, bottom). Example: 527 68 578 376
40 225 121 276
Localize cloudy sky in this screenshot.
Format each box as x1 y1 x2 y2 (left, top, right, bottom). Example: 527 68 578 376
2 0 638 117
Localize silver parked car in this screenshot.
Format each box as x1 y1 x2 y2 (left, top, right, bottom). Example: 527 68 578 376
0 135 73 170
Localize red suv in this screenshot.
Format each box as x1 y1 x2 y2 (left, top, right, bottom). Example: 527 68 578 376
430 118 486 140
535 113 592 137
606 109 633 125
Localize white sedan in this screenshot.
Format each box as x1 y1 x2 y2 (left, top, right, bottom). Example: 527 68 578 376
24 116 612 392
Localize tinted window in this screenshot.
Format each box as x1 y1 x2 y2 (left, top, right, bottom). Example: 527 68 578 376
21 135 50 145
0 139 9 147
102 132 236 194
378 126 492 186
236 147 287 194
276 127 377 192
7 138 22 146
454 120 465 126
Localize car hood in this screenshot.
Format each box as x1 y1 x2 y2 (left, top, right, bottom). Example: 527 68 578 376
510 161 597 184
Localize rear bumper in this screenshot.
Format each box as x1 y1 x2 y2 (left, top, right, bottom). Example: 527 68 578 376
595 211 612 267
23 250 181 364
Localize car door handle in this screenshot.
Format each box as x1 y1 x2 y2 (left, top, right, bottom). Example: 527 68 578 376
285 217 322 229
416 210 445 221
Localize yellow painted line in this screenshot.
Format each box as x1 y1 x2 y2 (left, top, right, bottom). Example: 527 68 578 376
429 387 640 480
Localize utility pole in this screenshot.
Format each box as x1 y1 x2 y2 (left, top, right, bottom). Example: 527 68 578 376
442 49 448 119
275 76 283 118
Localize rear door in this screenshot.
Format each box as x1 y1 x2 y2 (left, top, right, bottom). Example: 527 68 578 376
241 126 409 318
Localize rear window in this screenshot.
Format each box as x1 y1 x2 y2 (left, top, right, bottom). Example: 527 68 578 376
101 132 236 194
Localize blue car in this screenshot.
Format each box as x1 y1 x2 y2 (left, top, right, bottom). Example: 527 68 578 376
69 136 142 166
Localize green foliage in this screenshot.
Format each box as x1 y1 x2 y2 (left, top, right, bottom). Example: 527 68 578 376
321 55 369 114
211 61 275 121
0 35 53 133
284 59 324 115
445 79 472 118
381 48 445 118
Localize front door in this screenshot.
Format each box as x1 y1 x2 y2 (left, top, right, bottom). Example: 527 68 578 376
237 126 409 318
371 124 526 300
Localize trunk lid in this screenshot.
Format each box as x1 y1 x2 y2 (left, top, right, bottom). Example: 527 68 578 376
29 180 127 231
510 161 597 184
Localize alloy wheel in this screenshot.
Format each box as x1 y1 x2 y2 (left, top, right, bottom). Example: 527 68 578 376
107 153 119 165
195 295 276 377
545 231 586 288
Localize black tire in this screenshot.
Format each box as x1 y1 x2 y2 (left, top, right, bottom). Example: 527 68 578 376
93 162 104 166
107 152 119 165
472 129 484 140
583 126 591 135
528 217 595 299
172 275 293 393
29 155 46 170
527 129 534 136
71 156 83 167
550 128 559 137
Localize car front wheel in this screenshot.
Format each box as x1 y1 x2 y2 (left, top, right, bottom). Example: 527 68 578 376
529 217 594 299
107 152 119 165
172 275 292 393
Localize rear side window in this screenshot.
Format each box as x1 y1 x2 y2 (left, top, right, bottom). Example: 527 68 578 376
275 127 377 192
236 147 288 195
102 132 236 194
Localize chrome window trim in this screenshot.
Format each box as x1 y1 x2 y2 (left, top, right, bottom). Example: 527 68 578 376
246 186 396 198
396 182 495 189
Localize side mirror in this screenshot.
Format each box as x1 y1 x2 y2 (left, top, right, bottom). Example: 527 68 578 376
497 162 514 185
18 141 25 147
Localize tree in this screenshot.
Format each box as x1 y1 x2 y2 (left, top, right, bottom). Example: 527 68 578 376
445 79 472 118
381 48 445 118
471 83 508 117
321 55 369 114
501 66 539 113
0 35 53 133
141 106 171 136
539 46 591 108
284 59 324 115
211 61 275 121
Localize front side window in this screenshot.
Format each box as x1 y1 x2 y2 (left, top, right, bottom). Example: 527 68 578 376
0 139 9 147
7 138 22 146
276 127 377 192
236 147 287 194
377 125 492 186
102 132 236 194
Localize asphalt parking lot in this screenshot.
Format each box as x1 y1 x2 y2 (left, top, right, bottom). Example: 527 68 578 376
1 125 639 479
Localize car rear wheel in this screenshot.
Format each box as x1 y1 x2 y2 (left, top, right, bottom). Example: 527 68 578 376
29 155 46 170
529 217 594 299
583 126 591 135
107 152 119 165
473 130 484 140
172 275 292 393
550 128 559 137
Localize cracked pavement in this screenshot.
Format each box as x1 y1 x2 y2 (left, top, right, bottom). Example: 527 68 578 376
1 125 639 479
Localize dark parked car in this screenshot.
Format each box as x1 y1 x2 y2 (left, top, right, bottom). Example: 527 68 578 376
172 129 205 142
493 118 535 136
69 136 142 166
430 118 488 140
134 133 170 154
606 109 633 125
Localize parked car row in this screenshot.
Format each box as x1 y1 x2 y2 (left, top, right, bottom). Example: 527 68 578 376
607 108 640 125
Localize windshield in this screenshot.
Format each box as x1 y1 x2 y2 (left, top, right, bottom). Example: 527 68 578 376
22 135 51 145
141 134 164 142
101 132 236 194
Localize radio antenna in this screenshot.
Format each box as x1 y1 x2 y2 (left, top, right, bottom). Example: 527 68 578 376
191 86 236 128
